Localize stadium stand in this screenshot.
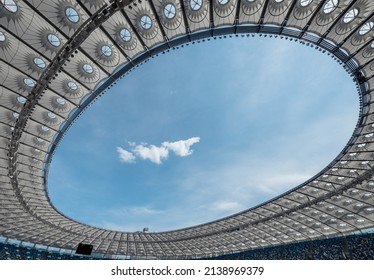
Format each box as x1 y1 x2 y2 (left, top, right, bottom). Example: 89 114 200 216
1 232 373 260
210 232 374 260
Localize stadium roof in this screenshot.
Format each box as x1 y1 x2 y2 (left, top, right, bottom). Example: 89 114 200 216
1 0 374 259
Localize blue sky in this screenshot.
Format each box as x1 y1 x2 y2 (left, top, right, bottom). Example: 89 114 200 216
48 36 359 232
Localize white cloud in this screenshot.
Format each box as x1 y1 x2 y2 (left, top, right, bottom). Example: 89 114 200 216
101 206 165 231
129 206 164 216
133 144 169 164
211 201 244 212
116 147 136 163
117 137 200 164
127 141 137 147
105 205 164 218
163 137 200 157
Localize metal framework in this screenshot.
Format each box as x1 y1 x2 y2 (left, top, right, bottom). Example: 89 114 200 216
1 0 374 259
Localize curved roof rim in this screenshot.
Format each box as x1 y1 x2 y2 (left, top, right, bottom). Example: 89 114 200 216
43 24 366 235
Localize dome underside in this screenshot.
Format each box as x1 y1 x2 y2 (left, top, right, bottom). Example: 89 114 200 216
0 0 374 259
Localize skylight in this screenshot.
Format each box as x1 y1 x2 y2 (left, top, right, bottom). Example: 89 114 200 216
140 15 152 30
190 0 203 11
101 45 113 57
343 8 359 24
1 0 18 13
65 7 79 23
82 63 94 74
164 3 176 19
119 28 131 42
33 57 46 69
323 0 338 14
47 34 61 47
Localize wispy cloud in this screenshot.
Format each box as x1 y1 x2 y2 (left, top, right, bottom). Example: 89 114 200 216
117 137 200 164
101 206 166 231
116 147 136 163
162 137 200 157
210 201 244 212
107 205 164 217
133 144 169 164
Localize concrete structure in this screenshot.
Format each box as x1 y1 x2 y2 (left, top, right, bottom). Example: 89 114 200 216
1 0 374 259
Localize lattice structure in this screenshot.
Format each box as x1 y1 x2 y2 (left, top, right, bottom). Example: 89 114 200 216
1 0 374 259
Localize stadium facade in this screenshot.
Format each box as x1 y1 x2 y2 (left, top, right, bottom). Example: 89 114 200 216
1 0 374 259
